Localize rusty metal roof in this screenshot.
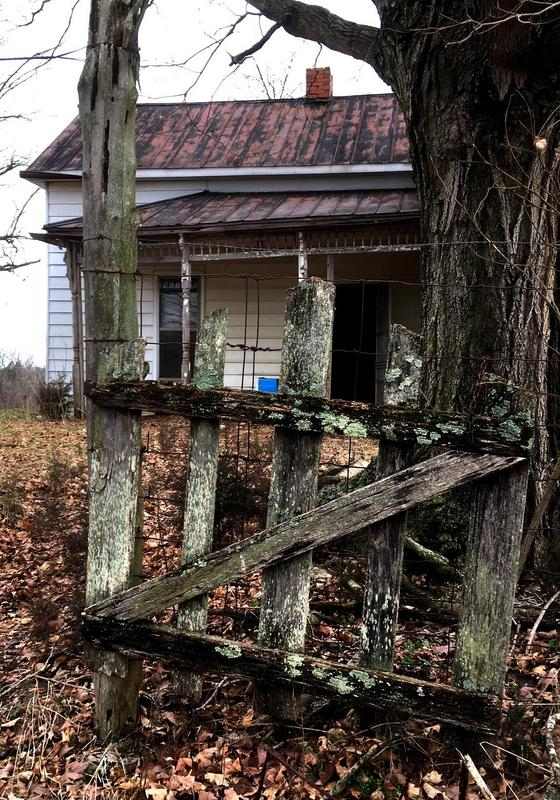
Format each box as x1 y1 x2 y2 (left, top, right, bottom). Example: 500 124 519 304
44 189 419 240
25 95 409 175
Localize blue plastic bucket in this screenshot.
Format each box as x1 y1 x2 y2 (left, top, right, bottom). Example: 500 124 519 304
258 377 279 393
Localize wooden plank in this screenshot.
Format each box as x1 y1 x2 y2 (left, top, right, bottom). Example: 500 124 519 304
178 309 228 698
81 615 500 732
257 278 334 718
88 451 525 622
454 463 529 693
85 381 532 455
362 325 420 670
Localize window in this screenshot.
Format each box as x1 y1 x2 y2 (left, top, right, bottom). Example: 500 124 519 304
158 277 200 379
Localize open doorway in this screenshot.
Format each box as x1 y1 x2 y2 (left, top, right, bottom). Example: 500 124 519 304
331 283 389 404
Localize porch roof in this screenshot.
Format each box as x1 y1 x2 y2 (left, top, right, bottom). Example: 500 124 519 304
40 188 419 245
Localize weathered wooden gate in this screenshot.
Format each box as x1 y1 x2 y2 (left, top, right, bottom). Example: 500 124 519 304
82 277 532 738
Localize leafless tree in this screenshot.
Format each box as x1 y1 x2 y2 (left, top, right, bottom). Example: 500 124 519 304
0 0 83 271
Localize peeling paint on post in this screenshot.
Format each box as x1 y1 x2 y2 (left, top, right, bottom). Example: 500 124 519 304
78 0 151 738
258 277 334 718
177 309 228 698
361 325 420 670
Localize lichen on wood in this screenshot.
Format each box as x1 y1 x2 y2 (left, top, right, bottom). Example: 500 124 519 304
85 381 533 456
78 0 151 738
177 309 228 698
362 325 418 670
258 278 334 718
81 615 501 732
88 450 525 623
454 462 529 693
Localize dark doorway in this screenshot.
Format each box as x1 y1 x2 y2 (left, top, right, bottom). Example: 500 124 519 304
331 283 388 403
159 277 200 379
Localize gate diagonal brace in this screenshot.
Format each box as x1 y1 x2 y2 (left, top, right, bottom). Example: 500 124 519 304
87 450 526 622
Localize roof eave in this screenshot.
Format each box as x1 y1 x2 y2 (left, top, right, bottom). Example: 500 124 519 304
22 163 414 184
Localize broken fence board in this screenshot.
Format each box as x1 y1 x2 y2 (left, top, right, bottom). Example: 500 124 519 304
88 450 525 622
81 615 500 732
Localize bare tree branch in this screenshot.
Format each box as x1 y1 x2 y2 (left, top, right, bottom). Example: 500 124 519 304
0 189 40 272
19 0 55 27
230 20 283 65
242 0 384 70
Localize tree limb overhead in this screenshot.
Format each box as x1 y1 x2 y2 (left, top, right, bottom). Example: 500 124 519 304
244 0 383 70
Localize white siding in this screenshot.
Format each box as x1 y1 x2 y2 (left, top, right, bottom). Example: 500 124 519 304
45 181 201 383
137 272 156 379
46 243 72 382
203 264 294 390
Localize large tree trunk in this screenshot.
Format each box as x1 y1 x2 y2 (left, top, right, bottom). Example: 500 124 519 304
375 4 560 690
247 0 560 567
377 3 560 566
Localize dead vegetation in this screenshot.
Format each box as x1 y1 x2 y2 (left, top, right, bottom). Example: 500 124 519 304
0 415 559 798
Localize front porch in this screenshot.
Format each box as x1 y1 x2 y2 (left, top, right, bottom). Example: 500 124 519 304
38 188 422 414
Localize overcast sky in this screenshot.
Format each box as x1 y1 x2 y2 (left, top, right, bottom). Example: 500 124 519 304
0 0 386 367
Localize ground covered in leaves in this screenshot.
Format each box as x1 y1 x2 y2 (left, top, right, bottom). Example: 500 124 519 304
0 412 559 799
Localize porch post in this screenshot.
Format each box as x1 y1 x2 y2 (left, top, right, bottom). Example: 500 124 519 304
326 253 335 282
65 242 85 418
326 254 335 398
298 232 308 282
179 234 192 383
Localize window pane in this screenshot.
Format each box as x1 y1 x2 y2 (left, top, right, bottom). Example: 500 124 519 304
158 277 200 378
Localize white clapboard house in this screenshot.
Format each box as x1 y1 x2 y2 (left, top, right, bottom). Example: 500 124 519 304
22 68 421 408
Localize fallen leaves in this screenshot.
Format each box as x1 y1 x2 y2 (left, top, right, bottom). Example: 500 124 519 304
0 416 558 800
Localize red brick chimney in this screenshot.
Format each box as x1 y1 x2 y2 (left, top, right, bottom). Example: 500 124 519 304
306 67 333 101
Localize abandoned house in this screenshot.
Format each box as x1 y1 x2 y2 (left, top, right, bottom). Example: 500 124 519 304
22 67 420 409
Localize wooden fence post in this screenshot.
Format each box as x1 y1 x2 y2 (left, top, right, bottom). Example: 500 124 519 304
454 463 529 693
361 325 422 670
454 379 530 693
258 277 335 717
78 0 151 738
177 309 228 698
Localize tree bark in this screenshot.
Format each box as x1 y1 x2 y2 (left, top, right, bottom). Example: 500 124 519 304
379 6 559 691
248 0 560 569
378 5 560 575
78 0 150 738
